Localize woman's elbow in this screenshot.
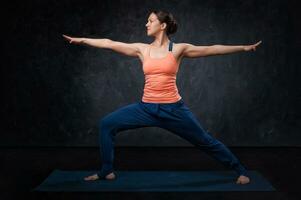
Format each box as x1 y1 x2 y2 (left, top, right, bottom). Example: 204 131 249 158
104 39 114 49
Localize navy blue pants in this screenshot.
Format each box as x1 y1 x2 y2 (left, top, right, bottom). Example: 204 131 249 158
97 98 249 178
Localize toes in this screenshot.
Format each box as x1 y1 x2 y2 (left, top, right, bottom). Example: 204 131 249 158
106 173 116 180
84 177 91 181
84 175 99 181
236 177 250 185
84 173 116 181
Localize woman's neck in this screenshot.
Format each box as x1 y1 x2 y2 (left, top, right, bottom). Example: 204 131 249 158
151 32 170 48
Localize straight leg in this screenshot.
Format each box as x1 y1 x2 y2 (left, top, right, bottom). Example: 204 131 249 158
157 101 249 177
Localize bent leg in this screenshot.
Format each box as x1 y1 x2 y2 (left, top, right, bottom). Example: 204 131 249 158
98 102 160 178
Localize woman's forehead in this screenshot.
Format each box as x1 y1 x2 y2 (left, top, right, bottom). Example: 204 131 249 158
148 13 157 20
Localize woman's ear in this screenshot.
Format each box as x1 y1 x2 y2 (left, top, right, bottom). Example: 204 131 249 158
160 22 167 30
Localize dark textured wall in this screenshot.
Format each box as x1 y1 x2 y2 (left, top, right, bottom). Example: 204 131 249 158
2 0 300 147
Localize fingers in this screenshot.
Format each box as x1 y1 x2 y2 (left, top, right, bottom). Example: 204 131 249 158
62 34 74 44
252 40 262 51
255 40 262 46
62 34 72 41
62 34 69 39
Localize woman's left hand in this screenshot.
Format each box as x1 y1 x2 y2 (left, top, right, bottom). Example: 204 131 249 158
244 40 262 51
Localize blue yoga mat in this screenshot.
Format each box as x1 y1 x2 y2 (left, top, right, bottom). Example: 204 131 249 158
33 170 276 192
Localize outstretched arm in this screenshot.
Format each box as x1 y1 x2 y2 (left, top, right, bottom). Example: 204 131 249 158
181 41 262 58
62 34 144 57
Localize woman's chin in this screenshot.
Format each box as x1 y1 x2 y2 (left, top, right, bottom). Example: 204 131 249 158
147 31 155 36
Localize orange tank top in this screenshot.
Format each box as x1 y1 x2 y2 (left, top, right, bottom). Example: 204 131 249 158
142 41 182 103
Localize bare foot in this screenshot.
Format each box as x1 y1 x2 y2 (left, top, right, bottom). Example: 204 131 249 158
236 175 250 184
84 172 116 181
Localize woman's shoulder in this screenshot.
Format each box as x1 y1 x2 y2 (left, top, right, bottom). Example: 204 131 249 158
172 42 189 51
137 42 186 50
134 43 149 52
136 42 187 48
136 42 187 58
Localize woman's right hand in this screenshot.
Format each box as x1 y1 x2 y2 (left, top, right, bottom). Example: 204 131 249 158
62 34 85 45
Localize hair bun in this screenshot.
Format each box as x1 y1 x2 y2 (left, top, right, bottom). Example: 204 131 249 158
150 10 178 36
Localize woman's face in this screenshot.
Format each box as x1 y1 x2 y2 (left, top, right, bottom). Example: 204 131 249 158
145 13 165 36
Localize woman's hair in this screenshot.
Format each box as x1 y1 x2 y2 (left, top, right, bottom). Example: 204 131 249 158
150 10 178 36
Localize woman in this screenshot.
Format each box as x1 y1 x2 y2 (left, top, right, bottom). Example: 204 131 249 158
62 10 261 185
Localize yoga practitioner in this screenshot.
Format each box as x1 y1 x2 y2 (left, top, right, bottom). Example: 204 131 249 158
62 10 261 185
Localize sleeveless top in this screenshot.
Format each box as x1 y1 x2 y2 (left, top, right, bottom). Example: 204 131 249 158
142 41 182 103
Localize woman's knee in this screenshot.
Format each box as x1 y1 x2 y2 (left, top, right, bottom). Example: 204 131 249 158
98 115 116 131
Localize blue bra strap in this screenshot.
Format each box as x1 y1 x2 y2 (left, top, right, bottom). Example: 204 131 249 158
168 41 173 51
